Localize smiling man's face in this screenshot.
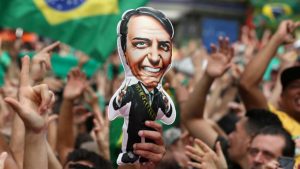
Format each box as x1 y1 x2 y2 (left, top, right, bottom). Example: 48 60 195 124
125 15 172 91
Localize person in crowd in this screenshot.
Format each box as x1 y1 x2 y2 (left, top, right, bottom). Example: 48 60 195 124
181 36 283 169
238 20 300 166
247 126 295 169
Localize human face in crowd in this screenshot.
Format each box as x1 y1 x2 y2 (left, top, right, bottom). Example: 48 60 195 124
281 79 300 118
125 15 172 91
228 118 251 162
247 134 285 169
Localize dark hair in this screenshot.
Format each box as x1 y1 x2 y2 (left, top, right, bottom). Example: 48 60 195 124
280 66 300 90
254 126 295 157
245 109 282 136
118 7 174 52
66 149 113 169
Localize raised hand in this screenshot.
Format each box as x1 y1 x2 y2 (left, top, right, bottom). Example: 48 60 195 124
206 36 234 78
93 110 110 160
31 41 60 82
134 121 165 169
32 41 60 70
117 80 130 104
274 20 300 44
4 56 55 133
84 86 99 110
63 68 87 101
185 139 227 169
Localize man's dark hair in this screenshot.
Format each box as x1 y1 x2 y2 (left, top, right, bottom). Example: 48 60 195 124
280 66 300 91
65 149 113 169
118 7 174 52
245 109 282 136
254 126 295 157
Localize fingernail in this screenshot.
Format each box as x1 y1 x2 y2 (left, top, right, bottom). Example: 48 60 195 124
138 131 143 136
145 121 150 125
133 144 136 149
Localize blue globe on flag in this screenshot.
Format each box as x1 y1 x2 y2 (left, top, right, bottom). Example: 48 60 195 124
45 0 86 11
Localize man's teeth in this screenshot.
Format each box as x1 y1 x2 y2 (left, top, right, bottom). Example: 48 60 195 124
144 67 160 73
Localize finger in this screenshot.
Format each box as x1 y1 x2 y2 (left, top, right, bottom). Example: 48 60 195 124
4 97 24 117
294 21 300 28
138 130 163 145
194 138 210 153
219 36 225 53
210 44 217 54
41 41 60 53
186 145 204 157
20 56 30 87
33 84 51 113
79 71 87 80
187 161 202 169
223 37 230 56
0 152 7 169
215 141 225 158
93 118 100 132
185 149 202 162
47 114 58 124
145 121 162 134
133 149 163 164
42 55 52 70
95 110 104 126
229 46 234 60
48 91 56 109
134 142 164 154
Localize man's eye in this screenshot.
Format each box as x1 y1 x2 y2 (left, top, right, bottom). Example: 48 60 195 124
134 42 147 48
160 43 170 52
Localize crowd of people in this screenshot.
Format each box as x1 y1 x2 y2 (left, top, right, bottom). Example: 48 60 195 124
0 12 300 169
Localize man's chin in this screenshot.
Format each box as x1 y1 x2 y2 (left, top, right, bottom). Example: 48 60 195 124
141 81 159 90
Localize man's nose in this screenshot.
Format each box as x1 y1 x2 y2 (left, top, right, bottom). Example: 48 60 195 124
253 152 264 164
147 47 160 65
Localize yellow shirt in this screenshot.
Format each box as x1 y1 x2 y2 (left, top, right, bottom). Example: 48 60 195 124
269 104 300 167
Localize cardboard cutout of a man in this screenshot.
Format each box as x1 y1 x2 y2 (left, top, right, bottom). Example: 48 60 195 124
108 7 176 165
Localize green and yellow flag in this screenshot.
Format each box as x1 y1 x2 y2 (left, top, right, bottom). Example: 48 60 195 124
0 0 148 62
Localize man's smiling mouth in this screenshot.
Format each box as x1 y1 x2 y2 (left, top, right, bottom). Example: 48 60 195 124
143 66 161 73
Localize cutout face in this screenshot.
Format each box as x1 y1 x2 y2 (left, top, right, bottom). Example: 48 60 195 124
124 15 172 91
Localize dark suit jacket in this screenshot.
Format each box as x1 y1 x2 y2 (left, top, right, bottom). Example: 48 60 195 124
113 82 172 152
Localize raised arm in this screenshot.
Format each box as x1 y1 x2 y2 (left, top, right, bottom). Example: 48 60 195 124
57 68 87 164
5 56 55 169
238 20 300 110
181 37 234 148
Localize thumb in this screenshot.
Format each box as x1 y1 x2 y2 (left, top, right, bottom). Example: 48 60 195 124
0 152 7 169
216 141 225 158
47 114 58 124
4 97 24 117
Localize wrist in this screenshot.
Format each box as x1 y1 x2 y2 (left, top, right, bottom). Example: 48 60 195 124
25 130 46 140
203 71 215 83
272 33 285 46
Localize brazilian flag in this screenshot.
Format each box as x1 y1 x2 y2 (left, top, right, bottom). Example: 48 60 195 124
0 0 148 62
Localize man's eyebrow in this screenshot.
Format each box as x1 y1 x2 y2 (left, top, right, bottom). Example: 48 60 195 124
132 37 151 42
159 41 171 45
